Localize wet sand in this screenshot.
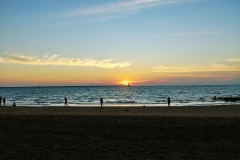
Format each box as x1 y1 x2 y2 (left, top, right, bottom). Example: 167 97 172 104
1 105 240 159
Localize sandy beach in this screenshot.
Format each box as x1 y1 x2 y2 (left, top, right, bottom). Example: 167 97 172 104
1 105 240 159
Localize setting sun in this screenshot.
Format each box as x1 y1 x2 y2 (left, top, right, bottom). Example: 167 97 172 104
121 81 131 87
122 81 129 85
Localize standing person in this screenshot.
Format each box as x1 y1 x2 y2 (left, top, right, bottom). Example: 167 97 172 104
3 98 6 106
167 97 171 107
0 97 2 106
64 97 69 107
12 102 16 107
100 98 103 107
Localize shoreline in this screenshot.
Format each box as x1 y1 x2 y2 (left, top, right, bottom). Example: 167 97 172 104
1 101 240 107
1 96 240 108
1 104 240 117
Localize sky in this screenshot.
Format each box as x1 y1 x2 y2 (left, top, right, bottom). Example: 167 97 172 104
0 0 239 86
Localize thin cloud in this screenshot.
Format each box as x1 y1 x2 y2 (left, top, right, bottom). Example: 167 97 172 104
134 58 240 74
151 63 240 72
194 31 225 35
214 58 240 62
55 13 128 26
52 0 200 26
60 0 198 20
228 58 240 62
0 53 131 68
171 31 225 36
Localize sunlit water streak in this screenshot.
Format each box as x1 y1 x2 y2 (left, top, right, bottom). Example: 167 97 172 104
0 85 239 107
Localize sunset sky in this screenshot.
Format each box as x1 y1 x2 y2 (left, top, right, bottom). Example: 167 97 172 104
0 0 239 86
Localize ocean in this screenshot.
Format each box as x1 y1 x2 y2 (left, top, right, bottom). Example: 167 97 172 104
0 85 240 107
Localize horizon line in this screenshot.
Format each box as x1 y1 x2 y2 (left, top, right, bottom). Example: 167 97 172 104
1 84 239 88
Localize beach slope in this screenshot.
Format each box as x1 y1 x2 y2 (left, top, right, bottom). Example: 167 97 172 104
1 105 240 159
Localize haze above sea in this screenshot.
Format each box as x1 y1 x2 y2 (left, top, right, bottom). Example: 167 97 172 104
0 85 239 107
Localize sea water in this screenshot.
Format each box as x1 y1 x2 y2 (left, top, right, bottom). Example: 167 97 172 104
0 85 239 107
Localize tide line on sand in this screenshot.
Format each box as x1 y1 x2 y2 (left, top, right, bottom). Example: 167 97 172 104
0 105 240 117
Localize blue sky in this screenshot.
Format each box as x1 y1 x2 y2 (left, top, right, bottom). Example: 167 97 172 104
0 0 239 86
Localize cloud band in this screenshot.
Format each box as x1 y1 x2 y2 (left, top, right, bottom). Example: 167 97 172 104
0 53 131 68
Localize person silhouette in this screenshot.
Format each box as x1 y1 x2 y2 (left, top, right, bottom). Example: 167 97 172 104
167 97 171 107
12 102 16 107
3 98 6 106
0 97 2 106
100 98 103 107
64 97 69 107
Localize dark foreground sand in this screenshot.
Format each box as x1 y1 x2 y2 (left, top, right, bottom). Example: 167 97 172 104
1 105 240 159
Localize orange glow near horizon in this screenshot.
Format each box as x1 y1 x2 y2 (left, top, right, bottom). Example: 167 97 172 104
0 63 240 87
122 81 129 85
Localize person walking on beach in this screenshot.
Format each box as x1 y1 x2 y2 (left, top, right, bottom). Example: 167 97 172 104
3 98 6 106
167 97 171 107
0 97 2 106
12 102 16 107
64 97 69 107
100 98 103 107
